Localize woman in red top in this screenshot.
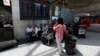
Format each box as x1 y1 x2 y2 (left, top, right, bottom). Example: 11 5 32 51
53 18 67 55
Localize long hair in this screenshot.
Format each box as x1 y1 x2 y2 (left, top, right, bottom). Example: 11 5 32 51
57 17 64 25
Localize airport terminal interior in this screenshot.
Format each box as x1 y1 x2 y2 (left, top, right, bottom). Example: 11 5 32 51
0 0 100 56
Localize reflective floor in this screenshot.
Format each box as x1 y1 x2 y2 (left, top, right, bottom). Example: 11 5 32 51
0 31 100 56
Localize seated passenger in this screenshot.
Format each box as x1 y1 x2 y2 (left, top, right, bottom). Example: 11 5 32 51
26 26 34 42
35 25 41 35
35 25 41 39
42 24 48 33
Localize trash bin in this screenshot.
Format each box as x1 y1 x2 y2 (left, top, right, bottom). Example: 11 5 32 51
64 35 77 55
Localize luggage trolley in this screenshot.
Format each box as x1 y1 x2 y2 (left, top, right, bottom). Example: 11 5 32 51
78 25 86 38
40 28 54 45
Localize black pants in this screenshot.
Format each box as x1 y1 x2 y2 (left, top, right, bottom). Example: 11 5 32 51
37 31 43 40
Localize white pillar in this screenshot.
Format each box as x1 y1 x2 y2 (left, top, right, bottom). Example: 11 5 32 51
11 0 29 38
55 6 59 16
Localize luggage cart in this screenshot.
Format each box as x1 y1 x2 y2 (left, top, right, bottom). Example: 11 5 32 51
40 28 54 46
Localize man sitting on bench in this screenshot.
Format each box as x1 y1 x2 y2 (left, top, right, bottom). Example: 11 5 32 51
26 25 34 42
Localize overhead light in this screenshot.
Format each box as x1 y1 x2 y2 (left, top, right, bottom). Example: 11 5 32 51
86 13 90 16
3 0 10 6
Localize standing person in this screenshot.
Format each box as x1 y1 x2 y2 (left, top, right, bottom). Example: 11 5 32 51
72 22 80 37
53 18 67 55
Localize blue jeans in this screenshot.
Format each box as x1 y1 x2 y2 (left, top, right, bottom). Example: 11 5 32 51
27 32 33 42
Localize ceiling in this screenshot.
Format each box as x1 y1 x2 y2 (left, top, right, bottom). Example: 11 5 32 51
48 0 100 9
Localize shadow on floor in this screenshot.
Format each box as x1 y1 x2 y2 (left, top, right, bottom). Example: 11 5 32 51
49 42 57 48
32 47 83 56
25 42 41 56
33 48 56 56
41 41 83 56
57 49 83 56
72 49 83 56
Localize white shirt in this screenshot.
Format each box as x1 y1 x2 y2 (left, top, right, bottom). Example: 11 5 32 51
26 27 33 32
35 27 41 34
42 26 48 32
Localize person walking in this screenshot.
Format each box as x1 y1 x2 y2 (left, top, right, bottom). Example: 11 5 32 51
53 18 67 55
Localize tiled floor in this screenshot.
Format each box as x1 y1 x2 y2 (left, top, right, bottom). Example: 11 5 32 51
0 31 100 56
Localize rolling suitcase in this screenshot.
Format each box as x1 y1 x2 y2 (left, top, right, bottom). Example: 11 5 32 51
65 35 77 55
